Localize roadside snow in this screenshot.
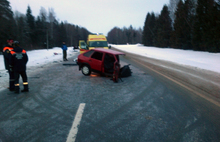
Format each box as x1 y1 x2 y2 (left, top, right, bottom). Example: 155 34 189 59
112 44 220 74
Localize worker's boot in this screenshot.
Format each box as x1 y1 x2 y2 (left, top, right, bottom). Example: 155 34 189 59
14 86 20 94
21 84 29 92
9 80 15 91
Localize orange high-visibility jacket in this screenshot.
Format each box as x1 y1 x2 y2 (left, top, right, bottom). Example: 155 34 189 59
3 46 14 70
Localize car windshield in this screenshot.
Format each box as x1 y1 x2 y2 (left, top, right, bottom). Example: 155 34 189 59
89 41 108 47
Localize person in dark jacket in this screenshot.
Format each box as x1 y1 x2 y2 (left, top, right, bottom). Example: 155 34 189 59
10 41 29 94
61 42 68 61
3 39 15 91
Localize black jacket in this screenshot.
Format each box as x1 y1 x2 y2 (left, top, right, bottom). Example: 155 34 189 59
3 44 14 70
10 46 28 72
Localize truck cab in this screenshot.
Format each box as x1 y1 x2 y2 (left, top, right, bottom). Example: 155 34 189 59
79 33 111 54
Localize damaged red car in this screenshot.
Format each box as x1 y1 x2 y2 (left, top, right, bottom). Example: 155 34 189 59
77 48 125 82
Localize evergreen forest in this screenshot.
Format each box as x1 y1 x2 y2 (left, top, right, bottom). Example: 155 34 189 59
0 0 90 51
1 0 220 52
141 0 220 52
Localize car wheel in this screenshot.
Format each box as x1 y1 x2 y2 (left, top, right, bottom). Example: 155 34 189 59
82 65 91 76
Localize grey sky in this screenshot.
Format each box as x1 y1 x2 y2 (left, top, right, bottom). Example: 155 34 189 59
9 0 169 35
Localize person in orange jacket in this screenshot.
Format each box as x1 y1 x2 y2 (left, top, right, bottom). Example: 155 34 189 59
10 41 29 94
3 39 15 91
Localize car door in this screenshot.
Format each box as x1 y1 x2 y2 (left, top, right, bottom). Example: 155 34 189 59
89 51 103 72
103 53 116 73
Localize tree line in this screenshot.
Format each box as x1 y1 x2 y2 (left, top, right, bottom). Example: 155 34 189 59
107 26 142 44
0 0 90 52
142 0 220 52
1 0 219 52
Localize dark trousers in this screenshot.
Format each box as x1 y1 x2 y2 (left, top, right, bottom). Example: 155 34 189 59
9 70 15 90
63 50 67 60
14 71 28 91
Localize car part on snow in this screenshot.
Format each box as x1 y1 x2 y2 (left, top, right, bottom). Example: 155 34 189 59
120 64 132 78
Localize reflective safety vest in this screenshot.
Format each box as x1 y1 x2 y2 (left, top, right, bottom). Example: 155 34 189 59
3 46 14 70
3 46 14 53
10 49 26 55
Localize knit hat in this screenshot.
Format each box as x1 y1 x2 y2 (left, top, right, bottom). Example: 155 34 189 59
13 41 20 46
7 39 13 43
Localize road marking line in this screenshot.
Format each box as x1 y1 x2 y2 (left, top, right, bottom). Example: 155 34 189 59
131 58 220 107
66 103 86 142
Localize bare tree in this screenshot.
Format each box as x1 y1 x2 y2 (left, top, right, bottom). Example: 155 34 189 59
168 0 181 25
14 11 29 47
48 8 56 39
39 7 47 22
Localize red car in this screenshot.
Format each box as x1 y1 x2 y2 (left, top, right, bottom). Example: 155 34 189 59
77 48 125 82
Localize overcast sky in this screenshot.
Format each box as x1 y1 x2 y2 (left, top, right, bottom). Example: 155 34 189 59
9 0 169 35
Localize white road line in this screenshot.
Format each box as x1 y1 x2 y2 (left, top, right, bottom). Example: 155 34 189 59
66 103 86 142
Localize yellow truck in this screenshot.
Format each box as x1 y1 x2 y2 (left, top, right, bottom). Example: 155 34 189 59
79 33 111 54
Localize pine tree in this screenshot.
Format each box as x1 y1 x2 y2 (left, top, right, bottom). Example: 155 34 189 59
0 0 14 50
142 12 156 46
149 13 156 46
59 22 67 44
172 0 185 48
193 0 217 51
217 0 220 51
183 0 196 49
172 0 194 49
35 16 46 48
155 5 172 47
142 13 150 46
26 5 36 48
26 6 35 30
212 0 220 52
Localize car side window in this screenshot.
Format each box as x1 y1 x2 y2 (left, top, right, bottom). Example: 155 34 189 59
91 52 103 61
105 53 115 62
83 50 94 57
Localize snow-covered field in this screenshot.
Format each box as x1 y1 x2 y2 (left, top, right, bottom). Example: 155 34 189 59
1 44 220 91
112 44 220 74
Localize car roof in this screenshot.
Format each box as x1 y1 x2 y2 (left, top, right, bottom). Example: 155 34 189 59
92 48 125 55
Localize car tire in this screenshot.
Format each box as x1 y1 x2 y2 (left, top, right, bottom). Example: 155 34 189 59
82 65 91 76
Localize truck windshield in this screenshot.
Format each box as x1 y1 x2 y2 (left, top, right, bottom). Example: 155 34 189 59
89 41 108 47
80 42 87 49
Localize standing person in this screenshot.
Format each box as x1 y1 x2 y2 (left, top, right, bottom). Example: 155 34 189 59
10 41 29 94
3 39 15 91
61 42 68 61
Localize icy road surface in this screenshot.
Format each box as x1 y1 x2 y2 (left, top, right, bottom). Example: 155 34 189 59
0 50 220 142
